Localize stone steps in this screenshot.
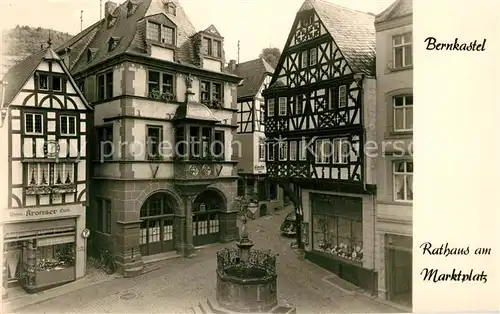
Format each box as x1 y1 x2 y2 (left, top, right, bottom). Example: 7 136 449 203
191 296 296 314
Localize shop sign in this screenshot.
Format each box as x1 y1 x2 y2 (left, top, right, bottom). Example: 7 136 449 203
254 165 266 173
4 204 83 222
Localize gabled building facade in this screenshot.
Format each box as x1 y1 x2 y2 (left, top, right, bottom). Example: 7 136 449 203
55 0 240 276
0 46 92 294
228 58 284 218
374 0 413 308
263 0 378 292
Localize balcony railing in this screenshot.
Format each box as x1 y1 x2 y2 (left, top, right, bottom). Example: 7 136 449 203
174 162 226 180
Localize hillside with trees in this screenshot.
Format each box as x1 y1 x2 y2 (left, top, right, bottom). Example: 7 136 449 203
2 25 73 57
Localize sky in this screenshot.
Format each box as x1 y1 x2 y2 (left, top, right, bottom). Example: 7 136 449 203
0 0 395 63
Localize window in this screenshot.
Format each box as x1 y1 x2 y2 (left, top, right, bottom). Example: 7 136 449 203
166 2 176 15
54 163 74 185
200 81 223 106
97 126 113 160
146 126 162 159
147 21 161 41
202 38 211 55
393 95 413 131
202 37 222 58
301 51 308 68
38 74 48 90
27 163 50 185
127 1 138 16
148 70 174 98
312 214 363 262
315 139 331 164
298 139 307 161
267 142 275 161
267 99 275 117
278 97 287 116
259 138 266 161
338 85 347 108
162 26 175 45
333 138 349 164
107 14 117 28
97 198 112 234
212 40 221 58
60 115 76 136
52 76 62 92
25 113 43 135
393 32 412 68
97 71 113 101
214 131 225 159
290 141 297 161
188 126 214 159
309 48 317 66
295 95 303 115
278 142 288 161
393 161 413 202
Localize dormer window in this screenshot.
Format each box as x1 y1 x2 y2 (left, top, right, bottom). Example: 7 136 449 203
147 21 175 46
202 37 222 58
87 48 98 63
107 13 117 28
108 37 121 52
127 1 138 17
166 2 176 15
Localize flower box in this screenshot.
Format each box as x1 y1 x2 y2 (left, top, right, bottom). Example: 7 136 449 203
35 266 75 287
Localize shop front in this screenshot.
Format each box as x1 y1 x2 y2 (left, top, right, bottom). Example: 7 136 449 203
2 204 86 294
305 192 378 294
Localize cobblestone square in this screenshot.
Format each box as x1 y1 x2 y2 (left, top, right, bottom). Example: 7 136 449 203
9 209 402 314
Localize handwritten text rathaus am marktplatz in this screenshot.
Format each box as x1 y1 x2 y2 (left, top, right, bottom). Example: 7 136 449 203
419 242 490 284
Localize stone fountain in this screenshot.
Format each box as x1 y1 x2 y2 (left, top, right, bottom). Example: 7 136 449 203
194 216 296 313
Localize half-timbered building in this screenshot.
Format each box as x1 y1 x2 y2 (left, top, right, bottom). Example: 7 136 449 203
0 45 92 294
374 0 413 307
54 0 240 277
228 58 284 218
263 0 378 292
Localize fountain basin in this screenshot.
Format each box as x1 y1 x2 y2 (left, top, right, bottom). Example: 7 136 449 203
216 248 277 313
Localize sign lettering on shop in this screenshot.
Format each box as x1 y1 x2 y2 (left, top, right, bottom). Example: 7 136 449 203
8 207 71 218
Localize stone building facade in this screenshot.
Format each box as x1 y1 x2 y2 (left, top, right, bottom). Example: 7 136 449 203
55 0 240 276
374 0 413 308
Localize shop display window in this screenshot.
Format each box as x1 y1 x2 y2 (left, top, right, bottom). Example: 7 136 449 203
19 237 76 292
312 214 363 263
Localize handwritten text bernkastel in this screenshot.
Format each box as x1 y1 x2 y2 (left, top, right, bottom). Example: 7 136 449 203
424 37 486 51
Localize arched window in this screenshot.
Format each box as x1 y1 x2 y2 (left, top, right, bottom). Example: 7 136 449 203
140 193 175 218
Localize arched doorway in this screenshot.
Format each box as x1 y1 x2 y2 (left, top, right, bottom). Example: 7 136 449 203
192 189 224 247
139 192 176 256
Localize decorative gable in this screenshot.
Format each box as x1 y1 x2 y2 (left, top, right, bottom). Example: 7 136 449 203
203 25 221 38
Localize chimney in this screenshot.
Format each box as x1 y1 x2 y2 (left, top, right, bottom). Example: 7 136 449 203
105 1 118 16
228 59 237 72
